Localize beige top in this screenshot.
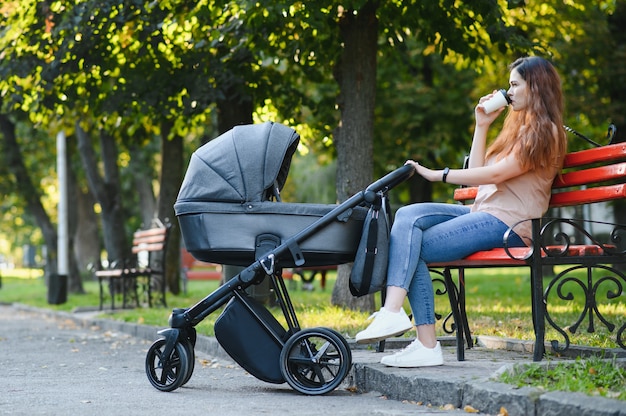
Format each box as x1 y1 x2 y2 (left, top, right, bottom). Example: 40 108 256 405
471 162 556 243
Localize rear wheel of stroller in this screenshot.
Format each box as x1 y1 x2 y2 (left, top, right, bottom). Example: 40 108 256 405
279 327 352 395
324 328 352 369
145 338 191 392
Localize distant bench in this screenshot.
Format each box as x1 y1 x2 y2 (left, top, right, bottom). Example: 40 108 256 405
291 265 337 290
428 142 626 361
180 248 223 281
95 221 171 310
179 247 336 292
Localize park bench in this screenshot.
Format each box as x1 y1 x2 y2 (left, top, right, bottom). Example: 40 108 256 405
95 220 171 310
428 141 626 362
291 265 337 291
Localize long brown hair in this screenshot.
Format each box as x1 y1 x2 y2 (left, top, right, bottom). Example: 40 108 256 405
485 56 568 171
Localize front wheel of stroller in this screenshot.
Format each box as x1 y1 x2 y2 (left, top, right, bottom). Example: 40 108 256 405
145 338 190 392
279 327 352 395
180 339 195 386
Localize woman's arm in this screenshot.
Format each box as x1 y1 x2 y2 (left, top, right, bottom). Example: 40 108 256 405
406 154 527 186
467 91 508 169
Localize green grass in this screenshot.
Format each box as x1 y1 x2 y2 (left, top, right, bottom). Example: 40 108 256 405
2 267 624 348
499 355 626 401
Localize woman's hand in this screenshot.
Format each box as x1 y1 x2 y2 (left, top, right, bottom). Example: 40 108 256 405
475 90 506 126
405 160 438 182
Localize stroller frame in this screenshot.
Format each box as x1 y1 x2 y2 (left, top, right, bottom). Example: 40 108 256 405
145 160 413 395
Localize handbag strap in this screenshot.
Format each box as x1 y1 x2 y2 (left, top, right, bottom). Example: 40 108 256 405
357 194 383 295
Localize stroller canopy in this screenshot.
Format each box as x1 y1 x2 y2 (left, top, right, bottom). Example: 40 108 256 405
177 122 300 204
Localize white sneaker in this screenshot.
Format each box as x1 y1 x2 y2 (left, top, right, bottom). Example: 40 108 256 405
380 339 444 368
355 307 413 344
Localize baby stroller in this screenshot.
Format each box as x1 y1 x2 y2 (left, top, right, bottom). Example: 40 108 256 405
145 122 413 395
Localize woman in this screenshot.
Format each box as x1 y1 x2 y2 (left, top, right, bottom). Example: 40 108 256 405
355 56 568 368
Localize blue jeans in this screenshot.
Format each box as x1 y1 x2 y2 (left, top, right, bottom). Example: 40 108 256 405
386 203 524 326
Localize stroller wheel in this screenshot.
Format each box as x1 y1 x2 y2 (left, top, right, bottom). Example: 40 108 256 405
279 327 352 395
180 339 195 387
324 328 352 368
145 338 190 392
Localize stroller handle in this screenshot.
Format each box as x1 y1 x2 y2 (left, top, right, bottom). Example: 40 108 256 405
365 164 414 194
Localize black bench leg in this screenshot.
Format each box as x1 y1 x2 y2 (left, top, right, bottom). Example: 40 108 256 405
443 268 470 361
147 275 153 308
133 277 140 307
122 278 128 309
98 277 104 311
457 269 473 349
160 276 167 307
110 278 115 310
530 263 546 361
377 287 387 352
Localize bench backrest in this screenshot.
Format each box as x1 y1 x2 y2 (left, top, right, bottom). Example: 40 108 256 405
132 227 169 253
452 142 626 209
131 225 171 270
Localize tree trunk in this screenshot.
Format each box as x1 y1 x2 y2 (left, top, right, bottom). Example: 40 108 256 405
65 147 85 294
331 1 379 312
129 145 157 229
0 113 59 287
157 123 184 295
73 186 101 272
76 123 129 264
217 84 254 134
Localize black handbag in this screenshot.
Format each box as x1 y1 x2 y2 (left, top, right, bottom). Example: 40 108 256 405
349 192 390 297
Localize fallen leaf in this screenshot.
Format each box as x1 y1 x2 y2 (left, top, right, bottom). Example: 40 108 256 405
498 406 509 416
464 404 480 413
443 403 456 410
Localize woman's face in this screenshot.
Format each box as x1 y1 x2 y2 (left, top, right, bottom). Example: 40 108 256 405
507 68 528 111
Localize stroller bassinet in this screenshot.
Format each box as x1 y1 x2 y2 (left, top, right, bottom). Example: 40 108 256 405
175 121 367 267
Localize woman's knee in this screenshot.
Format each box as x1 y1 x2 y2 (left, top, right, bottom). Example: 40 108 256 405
395 203 436 224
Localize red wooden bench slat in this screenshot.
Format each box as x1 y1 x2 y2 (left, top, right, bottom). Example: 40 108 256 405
134 228 167 238
454 180 626 207
132 243 164 253
549 183 626 207
133 235 167 245
453 186 478 201
429 247 529 267
429 245 606 268
553 162 626 188
562 142 626 167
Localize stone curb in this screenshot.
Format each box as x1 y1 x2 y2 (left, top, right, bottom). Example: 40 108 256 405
14 304 626 416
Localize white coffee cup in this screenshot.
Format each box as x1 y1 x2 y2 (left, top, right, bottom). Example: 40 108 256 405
481 89 512 114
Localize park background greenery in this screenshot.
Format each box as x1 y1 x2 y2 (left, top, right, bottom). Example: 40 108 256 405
1 2 625 310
